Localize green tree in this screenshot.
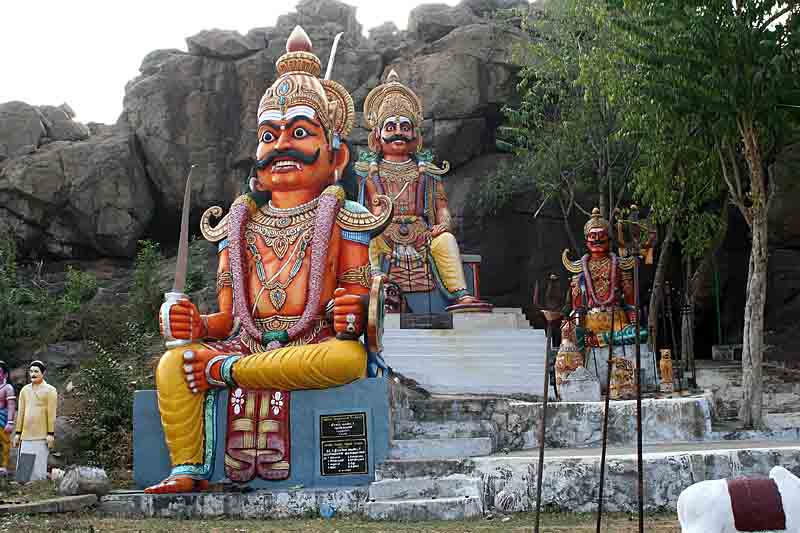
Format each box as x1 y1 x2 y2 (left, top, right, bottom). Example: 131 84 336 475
476 0 641 249
609 0 800 427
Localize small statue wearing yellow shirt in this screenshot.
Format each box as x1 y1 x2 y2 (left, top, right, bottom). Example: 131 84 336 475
13 360 57 482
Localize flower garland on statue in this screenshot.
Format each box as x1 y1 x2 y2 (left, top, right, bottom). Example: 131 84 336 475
581 254 618 308
228 186 344 350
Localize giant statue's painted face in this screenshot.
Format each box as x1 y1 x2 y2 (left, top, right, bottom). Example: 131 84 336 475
586 227 610 254
254 105 349 196
378 115 418 158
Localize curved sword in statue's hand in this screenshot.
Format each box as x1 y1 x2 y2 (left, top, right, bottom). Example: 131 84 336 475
162 165 196 348
324 32 344 80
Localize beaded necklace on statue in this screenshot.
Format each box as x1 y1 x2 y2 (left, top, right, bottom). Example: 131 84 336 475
581 254 618 307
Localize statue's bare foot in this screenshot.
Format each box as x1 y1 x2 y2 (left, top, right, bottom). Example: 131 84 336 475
181 348 223 394
446 295 494 313
144 476 209 494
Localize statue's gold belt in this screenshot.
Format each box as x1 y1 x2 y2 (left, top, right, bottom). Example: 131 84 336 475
384 217 427 246
240 315 332 353
392 215 419 224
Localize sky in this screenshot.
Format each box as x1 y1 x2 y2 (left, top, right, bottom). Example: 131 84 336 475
1 0 459 124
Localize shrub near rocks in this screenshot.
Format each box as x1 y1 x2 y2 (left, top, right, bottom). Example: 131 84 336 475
74 344 136 469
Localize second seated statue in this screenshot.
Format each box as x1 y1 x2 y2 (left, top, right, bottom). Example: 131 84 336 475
356 70 491 313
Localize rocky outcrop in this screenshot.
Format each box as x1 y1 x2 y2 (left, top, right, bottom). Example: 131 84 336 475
408 4 480 43
0 126 153 257
0 102 90 162
186 30 261 59
119 0 524 219
0 101 46 160
38 104 90 143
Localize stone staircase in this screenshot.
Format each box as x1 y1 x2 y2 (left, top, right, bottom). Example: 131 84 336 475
382 309 547 397
365 474 484 520
390 396 500 462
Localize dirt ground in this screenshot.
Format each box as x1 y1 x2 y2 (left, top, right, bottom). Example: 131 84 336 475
0 511 681 532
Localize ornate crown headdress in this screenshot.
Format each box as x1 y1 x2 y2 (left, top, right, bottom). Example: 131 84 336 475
257 26 355 140
363 70 423 152
584 207 610 237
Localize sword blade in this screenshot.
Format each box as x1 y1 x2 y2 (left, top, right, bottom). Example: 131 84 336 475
324 32 344 80
172 165 196 293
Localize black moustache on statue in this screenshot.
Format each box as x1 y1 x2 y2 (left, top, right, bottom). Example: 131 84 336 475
255 147 321 170
382 134 415 144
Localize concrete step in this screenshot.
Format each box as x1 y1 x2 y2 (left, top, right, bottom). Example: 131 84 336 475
364 495 483 521
404 395 714 449
407 397 500 423
385 310 532 331
389 437 493 460
376 459 474 481
386 344 546 397
368 474 481 501
394 420 494 440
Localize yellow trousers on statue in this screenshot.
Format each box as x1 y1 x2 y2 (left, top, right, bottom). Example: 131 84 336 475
370 232 468 294
155 339 367 468
0 429 10 470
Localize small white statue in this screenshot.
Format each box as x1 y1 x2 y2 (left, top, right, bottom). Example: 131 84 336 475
677 466 799 533
13 360 57 482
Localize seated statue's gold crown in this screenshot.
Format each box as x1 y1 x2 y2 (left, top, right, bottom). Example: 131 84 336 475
257 26 354 137
363 69 424 131
584 207 609 237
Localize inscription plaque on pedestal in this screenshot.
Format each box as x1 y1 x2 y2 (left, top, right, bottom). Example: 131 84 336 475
319 412 368 476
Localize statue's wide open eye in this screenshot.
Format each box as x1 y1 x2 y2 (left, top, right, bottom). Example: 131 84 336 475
293 127 309 139
261 130 275 143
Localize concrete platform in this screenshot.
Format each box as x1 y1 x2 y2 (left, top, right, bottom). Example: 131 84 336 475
398 393 716 452
133 378 390 490
382 316 547 396
378 442 800 514
99 487 367 519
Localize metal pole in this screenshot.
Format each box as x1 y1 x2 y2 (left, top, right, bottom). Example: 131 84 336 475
633 254 644 533
535 310 562 533
595 306 615 533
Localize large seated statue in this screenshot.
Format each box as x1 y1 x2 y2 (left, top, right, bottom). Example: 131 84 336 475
560 208 647 398
356 71 491 313
146 26 391 494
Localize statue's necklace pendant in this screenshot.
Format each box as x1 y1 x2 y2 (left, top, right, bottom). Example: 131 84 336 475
269 288 288 310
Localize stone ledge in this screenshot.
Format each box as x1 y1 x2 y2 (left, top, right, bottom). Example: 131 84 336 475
0 494 97 515
474 445 800 513
98 487 367 519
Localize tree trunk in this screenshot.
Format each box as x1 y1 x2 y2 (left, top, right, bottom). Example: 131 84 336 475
739 208 768 428
648 214 677 353
559 195 580 254
738 120 769 429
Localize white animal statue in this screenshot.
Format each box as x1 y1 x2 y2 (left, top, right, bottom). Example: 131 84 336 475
678 466 799 533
